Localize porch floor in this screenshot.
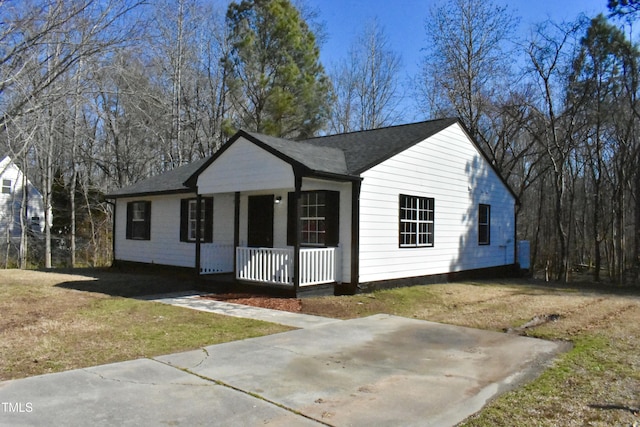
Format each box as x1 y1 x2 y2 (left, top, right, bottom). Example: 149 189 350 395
197 274 336 298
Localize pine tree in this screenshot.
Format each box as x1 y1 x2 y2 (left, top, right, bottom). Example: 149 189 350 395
224 0 331 138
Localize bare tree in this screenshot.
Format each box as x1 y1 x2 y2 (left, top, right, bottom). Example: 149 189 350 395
524 20 584 281
330 18 403 133
421 0 517 143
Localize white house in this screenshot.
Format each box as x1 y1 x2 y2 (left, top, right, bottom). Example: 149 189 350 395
0 156 46 239
107 118 518 295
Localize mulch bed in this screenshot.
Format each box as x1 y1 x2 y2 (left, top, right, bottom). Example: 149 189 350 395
200 293 302 313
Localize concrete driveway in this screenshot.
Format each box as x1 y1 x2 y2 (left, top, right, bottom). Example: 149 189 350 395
0 313 562 426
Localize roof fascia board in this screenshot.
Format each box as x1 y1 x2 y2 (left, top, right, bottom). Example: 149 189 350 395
183 131 247 188
184 130 359 187
106 188 195 199
304 169 362 182
453 120 520 204
183 130 312 188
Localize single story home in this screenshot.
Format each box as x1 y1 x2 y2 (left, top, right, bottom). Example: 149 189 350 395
0 156 46 239
107 118 518 296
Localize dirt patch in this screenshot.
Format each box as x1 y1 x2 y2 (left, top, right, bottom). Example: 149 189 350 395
201 294 302 312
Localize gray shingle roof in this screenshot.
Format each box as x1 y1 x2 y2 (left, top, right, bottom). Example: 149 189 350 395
107 118 464 198
300 118 458 174
244 131 349 175
106 157 209 198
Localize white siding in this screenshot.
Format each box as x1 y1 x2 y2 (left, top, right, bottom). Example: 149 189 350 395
212 193 235 244
197 138 294 194
0 157 45 238
115 194 195 268
358 123 515 283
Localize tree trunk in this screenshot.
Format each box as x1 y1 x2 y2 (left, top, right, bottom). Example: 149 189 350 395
19 162 28 269
635 167 640 277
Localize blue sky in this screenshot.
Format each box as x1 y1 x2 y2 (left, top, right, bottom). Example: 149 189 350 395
317 0 610 74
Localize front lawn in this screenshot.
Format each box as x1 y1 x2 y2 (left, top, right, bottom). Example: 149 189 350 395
2 268 638 425
0 269 289 380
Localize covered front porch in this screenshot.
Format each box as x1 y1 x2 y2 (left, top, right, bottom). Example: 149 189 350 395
199 244 341 288
191 131 360 295
194 181 353 294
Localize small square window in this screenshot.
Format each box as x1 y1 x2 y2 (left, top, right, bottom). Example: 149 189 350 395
2 179 11 194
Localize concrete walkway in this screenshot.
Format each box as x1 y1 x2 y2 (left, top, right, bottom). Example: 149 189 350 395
0 294 565 426
140 291 341 329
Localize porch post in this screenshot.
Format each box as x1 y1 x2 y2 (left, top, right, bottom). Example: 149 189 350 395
195 194 202 274
233 191 240 274
293 174 302 292
350 179 361 293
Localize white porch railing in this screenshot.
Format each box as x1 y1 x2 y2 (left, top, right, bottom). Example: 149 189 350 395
200 243 234 274
235 246 340 287
299 247 341 286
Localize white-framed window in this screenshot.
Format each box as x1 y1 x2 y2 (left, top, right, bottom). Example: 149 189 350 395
479 204 491 245
126 201 151 240
301 191 326 246
187 199 206 241
399 194 434 247
2 179 11 194
287 191 340 247
180 197 213 243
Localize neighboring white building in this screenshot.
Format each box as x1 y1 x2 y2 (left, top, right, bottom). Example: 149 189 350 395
107 118 519 296
0 156 46 239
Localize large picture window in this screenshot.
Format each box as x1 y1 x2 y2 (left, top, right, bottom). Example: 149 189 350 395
479 204 491 245
126 201 151 240
180 197 213 242
287 190 339 247
399 194 434 247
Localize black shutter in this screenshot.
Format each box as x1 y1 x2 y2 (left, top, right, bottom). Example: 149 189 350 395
204 197 214 243
180 199 189 242
143 201 151 240
126 202 133 239
287 192 295 246
325 191 340 246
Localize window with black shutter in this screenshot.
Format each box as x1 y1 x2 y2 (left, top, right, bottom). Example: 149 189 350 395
180 197 213 242
126 201 151 240
287 190 339 247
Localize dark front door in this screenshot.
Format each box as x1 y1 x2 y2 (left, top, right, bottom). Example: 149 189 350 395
247 195 274 247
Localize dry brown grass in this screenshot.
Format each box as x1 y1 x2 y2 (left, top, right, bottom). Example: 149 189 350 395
301 279 640 426
0 269 289 380
2 269 639 425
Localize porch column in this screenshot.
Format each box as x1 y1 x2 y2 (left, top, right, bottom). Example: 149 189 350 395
233 191 240 274
293 175 302 292
350 179 361 293
195 194 202 274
